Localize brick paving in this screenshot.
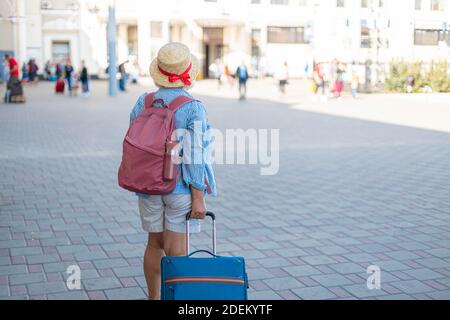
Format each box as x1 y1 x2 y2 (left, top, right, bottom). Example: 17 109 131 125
0 81 449 300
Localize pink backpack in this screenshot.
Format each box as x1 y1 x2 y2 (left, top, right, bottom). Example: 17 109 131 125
118 93 194 195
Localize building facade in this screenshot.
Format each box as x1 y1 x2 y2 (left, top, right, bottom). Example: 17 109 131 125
0 0 449 78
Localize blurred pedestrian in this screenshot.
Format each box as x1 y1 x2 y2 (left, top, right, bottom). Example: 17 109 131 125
118 61 128 92
224 64 233 87
334 62 345 99
55 62 63 79
1 56 9 85
129 61 139 84
236 61 249 100
21 62 28 82
79 60 90 97
351 71 359 99
304 62 310 78
309 75 317 98
72 71 80 96
209 59 223 89
4 54 25 103
217 60 224 86
64 58 74 96
329 59 338 94
44 60 51 80
276 61 289 96
49 64 57 81
406 75 415 93
313 63 326 102
28 59 39 84
5 54 19 86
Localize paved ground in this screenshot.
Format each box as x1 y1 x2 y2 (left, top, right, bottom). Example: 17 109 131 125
0 80 449 300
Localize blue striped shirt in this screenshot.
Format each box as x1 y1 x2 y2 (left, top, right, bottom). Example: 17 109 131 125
129 87 217 197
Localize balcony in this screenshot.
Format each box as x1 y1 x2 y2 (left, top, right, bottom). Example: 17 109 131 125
40 0 80 14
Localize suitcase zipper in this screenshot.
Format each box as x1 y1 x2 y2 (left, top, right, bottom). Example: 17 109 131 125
165 276 245 285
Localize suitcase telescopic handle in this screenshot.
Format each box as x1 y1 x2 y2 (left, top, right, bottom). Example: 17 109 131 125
186 211 216 256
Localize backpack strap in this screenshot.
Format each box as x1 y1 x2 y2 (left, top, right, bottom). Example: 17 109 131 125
168 95 195 113
144 92 156 109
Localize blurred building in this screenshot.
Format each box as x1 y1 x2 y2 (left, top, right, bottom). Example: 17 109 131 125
0 0 449 78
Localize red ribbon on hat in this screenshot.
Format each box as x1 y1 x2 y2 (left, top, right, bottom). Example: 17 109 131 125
158 63 192 86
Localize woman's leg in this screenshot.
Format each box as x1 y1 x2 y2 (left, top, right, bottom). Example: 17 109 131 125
163 194 194 257
144 232 164 300
163 231 186 256
144 231 192 298
138 196 165 299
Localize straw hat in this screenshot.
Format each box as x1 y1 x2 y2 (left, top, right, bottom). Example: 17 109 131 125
149 42 199 89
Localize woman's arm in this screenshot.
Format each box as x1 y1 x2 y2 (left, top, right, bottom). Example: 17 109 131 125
190 187 206 219
182 101 209 219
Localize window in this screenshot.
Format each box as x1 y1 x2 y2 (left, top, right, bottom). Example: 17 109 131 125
271 0 289 4
337 0 345 7
252 29 262 46
251 29 261 57
127 26 138 55
415 0 422 10
151 21 163 38
361 0 368 8
41 0 79 10
414 29 449 46
414 29 440 45
430 0 444 11
251 0 261 3
267 26 306 43
52 41 70 63
361 19 371 48
443 31 450 46
203 27 223 43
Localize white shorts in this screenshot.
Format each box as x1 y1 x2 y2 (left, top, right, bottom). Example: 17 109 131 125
138 194 201 233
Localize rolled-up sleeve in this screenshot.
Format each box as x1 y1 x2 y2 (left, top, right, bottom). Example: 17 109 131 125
181 101 208 191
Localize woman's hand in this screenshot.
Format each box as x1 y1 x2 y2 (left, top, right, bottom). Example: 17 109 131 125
190 187 206 219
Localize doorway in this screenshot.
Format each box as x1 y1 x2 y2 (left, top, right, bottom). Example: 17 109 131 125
51 41 70 63
203 27 224 78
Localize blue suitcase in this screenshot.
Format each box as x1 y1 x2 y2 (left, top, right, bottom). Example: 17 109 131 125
161 212 248 300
